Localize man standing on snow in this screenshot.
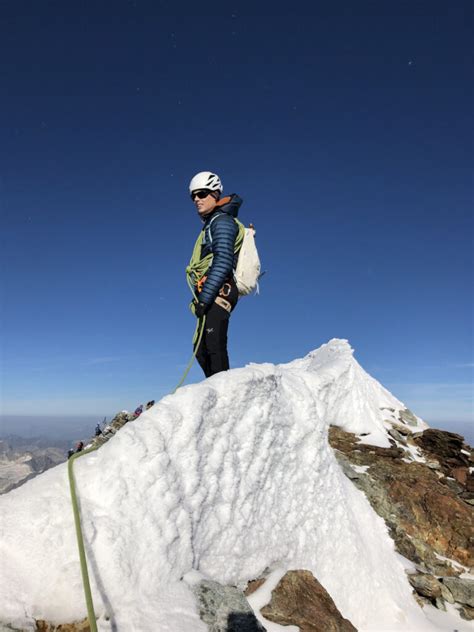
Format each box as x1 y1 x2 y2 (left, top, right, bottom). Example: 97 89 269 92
187 171 242 378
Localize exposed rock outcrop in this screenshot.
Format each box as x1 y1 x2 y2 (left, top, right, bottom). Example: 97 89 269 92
193 581 266 632
259 570 357 632
413 429 474 500
329 424 474 618
440 577 474 608
408 573 455 605
89 412 135 448
35 620 90 631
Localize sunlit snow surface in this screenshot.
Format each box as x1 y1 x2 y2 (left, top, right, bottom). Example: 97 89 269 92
0 339 467 631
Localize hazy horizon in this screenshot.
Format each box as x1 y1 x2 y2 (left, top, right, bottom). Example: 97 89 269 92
0 414 110 443
1 413 473 447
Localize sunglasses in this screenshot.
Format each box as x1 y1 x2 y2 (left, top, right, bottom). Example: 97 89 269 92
191 189 213 200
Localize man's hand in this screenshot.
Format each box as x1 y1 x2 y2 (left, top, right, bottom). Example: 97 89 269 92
194 301 209 318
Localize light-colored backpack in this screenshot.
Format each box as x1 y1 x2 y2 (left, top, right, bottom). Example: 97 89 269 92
234 222 261 296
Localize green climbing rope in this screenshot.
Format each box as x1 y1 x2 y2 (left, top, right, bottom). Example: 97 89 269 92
68 315 207 630
68 447 99 632
171 315 206 394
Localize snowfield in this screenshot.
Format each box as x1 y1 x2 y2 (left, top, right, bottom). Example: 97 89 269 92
0 339 469 631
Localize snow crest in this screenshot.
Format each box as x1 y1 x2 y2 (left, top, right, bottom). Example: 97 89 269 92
0 340 438 631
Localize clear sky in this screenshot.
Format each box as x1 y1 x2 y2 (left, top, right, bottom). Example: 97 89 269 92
1 1 472 436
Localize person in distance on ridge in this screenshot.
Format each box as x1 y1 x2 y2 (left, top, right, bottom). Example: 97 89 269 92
187 171 242 377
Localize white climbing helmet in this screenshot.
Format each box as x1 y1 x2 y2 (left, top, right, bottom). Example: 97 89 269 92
189 171 223 194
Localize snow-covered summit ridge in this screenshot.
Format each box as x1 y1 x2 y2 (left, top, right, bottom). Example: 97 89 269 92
0 339 435 632
283 336 355 370
280 338 426 445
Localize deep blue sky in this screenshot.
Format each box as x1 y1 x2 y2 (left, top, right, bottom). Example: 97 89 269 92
1 1 472 435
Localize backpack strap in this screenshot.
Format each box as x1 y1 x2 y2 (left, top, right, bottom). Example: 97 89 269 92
207 213 244 254
233 218 245 253
206 212 221 246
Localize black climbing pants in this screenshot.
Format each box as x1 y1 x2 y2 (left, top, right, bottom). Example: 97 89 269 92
195 282 238 378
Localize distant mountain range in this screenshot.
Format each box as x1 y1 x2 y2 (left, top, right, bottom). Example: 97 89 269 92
0 435 68 494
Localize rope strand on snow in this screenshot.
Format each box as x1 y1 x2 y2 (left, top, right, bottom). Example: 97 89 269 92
68 447 99 632
68 316 206 630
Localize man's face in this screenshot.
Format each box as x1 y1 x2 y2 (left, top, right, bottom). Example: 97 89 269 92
191 189 217 217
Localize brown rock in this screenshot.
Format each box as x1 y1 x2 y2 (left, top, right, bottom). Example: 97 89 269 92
388 428 407 444
407 574 454 607
451 467 468 486
413 429 470 472
440 476 465 495
260 570 357 632
36 620 90 632
390 422 413 437
407 573 442 599
460 605 474 621
467 471 474 493
245 577 267 596
329 426 474 574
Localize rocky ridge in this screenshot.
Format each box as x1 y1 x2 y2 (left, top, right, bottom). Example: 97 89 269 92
329 407 474 623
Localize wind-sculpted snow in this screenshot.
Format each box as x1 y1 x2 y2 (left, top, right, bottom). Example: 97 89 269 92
0 340 443 631
282 338 426 444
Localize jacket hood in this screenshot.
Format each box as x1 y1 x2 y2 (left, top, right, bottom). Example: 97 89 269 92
215 193 243 218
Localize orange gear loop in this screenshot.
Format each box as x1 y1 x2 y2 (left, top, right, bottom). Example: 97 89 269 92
197 275 207 293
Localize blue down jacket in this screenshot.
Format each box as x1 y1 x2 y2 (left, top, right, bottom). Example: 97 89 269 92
198 194 242 306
